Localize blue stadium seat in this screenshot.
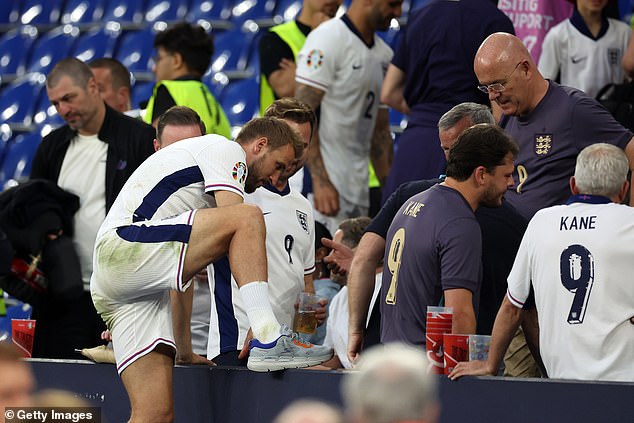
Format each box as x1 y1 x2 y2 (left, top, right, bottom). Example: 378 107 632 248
32 89 64 128
18 0 64 27
274 0 302 21
144 0 189 23
72 28 118 63
0 77 43 131
231 0 276 26
102 0 145 26
131 81 155 110
203 71 230 100
25 26 79 75
220 77 259 126
389 108 407 133
0 131 42 186
188 0 233 26
377 24 402 50
0 27 38 82
115 28 155 74
61 0 105 26
211 28 256 74
0 0 22 28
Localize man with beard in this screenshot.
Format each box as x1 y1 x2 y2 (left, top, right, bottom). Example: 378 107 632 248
31 57 155 359
381 124 518 344
90 116 333 423
295 0 402 233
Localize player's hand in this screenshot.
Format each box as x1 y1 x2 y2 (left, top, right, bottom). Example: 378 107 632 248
101 330 112 342
278 58 296 73
315 298 328 326
322 237 354 275
238 328 254 360
313 182 339 216
448 360 495 380
176 351 215 366
347 331 364 366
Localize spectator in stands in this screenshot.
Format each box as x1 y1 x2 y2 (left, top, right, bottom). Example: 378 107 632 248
295 0 400 233
343 103 527 363
30 57 155 359
342 343 439 423
317 216 373 368
451 143 634 383
380 0 514 201
538 0 630 98
379 124 517 346
145 22 231 138
0 342 34 419
88 58 133 113
207 99 326 365
475 32 634 219
274 400 344 423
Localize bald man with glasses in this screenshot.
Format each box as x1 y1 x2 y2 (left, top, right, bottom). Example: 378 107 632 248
475 32 634 221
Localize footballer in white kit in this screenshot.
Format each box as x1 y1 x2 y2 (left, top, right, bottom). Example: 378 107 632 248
295 15 393 229
507 197 634 382
207 184 315 358
90 134 247 373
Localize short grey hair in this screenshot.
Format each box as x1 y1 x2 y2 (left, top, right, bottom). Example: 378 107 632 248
438 102 494 131
273 400 344 423
342 343 438 423
574 143 629 197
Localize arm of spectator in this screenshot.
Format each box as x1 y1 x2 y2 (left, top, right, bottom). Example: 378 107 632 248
322 237 354 275
380 64 409 114
268 58 298 99
521 307 546 377
449 295 523 380
444 288 476 334
347 232 386 364
370 107 393 187
623 30 634 78
171 286 215 365
304 273 315 294
295 83 340 216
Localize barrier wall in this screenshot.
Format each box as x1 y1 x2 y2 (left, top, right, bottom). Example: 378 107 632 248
30 359 634 423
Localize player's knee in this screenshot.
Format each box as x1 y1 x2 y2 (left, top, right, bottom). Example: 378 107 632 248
130 405 173 423
237 204 265 231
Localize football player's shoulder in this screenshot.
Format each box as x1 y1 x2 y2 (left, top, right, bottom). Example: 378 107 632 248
308 17 345 43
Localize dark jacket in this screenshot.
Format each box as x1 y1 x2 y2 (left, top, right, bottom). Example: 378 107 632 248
30 104 155 212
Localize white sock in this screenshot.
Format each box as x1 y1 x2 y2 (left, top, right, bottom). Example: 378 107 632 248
239 281 282 343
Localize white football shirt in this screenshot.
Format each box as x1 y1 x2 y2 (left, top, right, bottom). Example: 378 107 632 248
507 200 634 382
97 134 246 236
296 16 393 209
539 18 630 98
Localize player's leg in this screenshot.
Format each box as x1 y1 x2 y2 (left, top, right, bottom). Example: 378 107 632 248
120 344 175 423
183 204 333 371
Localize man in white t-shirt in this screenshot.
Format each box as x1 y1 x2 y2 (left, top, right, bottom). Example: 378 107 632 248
30 57 156 359
451 143 634 382
90 116 332 422
295 0 402 233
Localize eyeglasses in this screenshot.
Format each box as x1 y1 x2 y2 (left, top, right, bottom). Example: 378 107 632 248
477 62 522 94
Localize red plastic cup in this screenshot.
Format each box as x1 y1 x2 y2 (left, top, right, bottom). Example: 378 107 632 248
12 319 36 358
425 331 446 374
443 333 469 374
